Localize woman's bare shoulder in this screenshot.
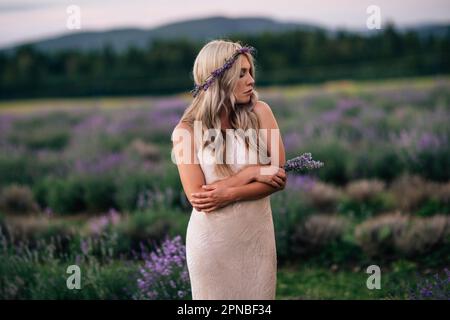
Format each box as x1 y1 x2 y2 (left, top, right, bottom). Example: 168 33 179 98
171 122 195 147
172 121 194 136
253 100 275 115
174 121 192 131
252 100 276 124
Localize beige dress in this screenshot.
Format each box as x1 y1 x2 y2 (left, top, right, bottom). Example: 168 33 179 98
186 132 277 300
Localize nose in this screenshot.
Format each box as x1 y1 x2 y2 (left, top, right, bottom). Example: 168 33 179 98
247 74 255 87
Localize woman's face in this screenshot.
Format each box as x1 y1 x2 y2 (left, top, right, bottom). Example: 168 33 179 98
233 55 255 104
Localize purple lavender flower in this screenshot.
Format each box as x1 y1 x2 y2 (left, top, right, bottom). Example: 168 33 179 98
286 174 317 191
321 109 341 124
409 268 450 300
108 208 120 225
88 209 121 234
134 235 191 300
416 132 446 153
44 207 53 219
74 152 125 174
153 97 187 112
80 239 89 256
74 114 106 134
284 152 324 174
284 131 303 152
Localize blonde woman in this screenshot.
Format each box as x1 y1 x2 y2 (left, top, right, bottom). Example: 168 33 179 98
171 40 287 300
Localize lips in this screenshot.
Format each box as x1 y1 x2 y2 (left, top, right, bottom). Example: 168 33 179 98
244 89 253 94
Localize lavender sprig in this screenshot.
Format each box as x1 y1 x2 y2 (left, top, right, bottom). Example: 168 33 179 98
283 152 324 173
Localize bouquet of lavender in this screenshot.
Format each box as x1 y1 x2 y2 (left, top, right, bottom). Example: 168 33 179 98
283 152 324 174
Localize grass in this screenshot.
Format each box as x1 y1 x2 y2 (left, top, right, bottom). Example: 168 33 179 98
0 259 418 300
0 252 140 299
276 261 420 300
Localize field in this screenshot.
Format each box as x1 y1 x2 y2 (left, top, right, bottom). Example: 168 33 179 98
0 76 449 299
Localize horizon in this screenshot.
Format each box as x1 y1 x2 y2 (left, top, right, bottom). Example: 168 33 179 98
0 0 449 49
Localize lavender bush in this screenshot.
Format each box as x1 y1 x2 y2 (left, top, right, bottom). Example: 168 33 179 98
408 268 450 300
134 235 191 300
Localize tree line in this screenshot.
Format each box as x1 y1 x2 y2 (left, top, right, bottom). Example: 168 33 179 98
0 24 448 99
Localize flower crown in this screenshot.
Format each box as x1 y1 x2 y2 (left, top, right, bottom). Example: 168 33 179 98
190 45 257 98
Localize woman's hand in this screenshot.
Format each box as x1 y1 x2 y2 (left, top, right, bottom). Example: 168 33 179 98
255 166 287 189
190 183 234 213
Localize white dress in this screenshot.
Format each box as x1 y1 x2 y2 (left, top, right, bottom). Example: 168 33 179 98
185 132 277 300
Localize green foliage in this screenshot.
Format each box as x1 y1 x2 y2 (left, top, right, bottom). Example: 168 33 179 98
45 177 86 214
311 142 349 185
415 198 450 217
410 148 450 182
271 190 314 262
114 208 189 254
0 254 138 299
347 147 406 182
276 262 417 300
82 175 118 213
9 128 69 151
114 172 156 211
0 155 51 187
337 192 396 220
1 25 449 99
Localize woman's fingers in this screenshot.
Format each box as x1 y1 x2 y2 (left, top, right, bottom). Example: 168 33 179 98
262 178 279 188
202 184 217 191
203 206 217 213
269 178 280 188
193 202 215 209
191 192 210 199
191 198 212 204
276 170 286 180
193 202 210 209
273 176 284 186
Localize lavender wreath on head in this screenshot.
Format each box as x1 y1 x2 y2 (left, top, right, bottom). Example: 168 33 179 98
190 45 257 98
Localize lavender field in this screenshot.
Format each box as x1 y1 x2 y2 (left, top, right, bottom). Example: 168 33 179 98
0 76 449 299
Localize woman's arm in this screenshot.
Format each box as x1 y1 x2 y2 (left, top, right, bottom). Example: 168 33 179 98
192 179 283 212
171 122 208 206
228 180 283 202
211 165 258 188
254 100 286 169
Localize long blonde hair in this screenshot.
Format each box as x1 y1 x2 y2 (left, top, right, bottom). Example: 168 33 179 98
180 39 264 178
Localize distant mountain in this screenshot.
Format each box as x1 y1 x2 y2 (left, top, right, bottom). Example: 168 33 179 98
3 16 323 53
3 16 448 53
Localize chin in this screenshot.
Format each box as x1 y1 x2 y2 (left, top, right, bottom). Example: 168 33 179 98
236 96 251 104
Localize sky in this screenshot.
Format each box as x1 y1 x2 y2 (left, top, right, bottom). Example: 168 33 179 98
0 0 449 48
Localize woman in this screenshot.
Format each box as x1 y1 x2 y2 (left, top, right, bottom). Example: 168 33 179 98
171 39 287 300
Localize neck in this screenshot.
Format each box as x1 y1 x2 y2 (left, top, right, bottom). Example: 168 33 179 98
220 107 232 130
